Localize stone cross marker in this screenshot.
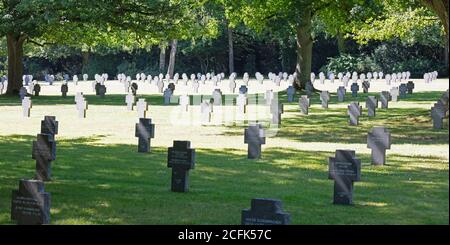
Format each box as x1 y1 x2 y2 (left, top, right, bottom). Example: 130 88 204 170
40 116 58 142
305 81 314 97
287 86 295 102
179 95 190 112
299 95 310 115
192 81 200 93
163 88 173 105
328 150 361 205
431 103 447 129
236 94 248 114
350 83 359 97
390 87 399 102
380 91 390 109
19 87 28 100
212 89 223 106
131 82 138 96
22 97 32 117
244 124 266 159
229 80 236 93
337 86 346 102
241 198 291 225
367 127 391 166
348 102 362 126
135 118 155 153
157 80 164 93
201 101 213 124
94 82 100 95
136 99 148 118
265 90 274 106
239 85 248 95
399 84 407 99
320 91 330 109
362 80 370 93
11 179 51 225
98 84 106 98
61 83 68 97
33 83 41 96
76 97 88 118
125 93 135 111
270 101 284 125
167 141 196 192
406 81 415 94
365 96 378 117
32 133 56 181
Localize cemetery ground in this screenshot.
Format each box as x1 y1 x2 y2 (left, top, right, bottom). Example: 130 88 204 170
0 79 448 224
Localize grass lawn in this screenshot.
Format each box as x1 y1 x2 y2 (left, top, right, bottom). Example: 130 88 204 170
0 90 448 224
0 135 448 224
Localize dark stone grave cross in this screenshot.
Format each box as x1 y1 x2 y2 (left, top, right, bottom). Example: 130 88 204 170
61 83 68 97
244 124 266 159
380 91 390 109
399 84 407 99
239 85 248 95
337 86 346 102
320 91 330 109
365 96 378 117
131 82 138 96
431 103 447 129
367 126 391 166
241 198 291 225
270 101 284 125
11 179 50 225
350 83 359 97
287 86 295 102
135 118 155 153
328 150 361 205
33 84 41 96
32 133 56 181
362 80 370 93
299 95 309 115
98 84 106 98
406 81 415 94
348 102 362 126
167 141 196 192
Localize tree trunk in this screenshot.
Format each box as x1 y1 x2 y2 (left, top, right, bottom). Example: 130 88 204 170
422 0 449 73
228 26 235 75
6 33 26 96
159 43 166 73
167 40 177 78
445 39 449 74
337 31 347 55
294 10 313 90
81 50 90 73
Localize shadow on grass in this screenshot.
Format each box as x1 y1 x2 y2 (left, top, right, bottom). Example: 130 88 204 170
278 90 447 105
0 135 447 224
223 102 448 145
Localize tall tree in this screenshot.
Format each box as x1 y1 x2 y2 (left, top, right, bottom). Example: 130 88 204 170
227 25 235 75
222 0 361 89
350 0 447 70
159 42 167 73
0 0 214 95
167 39 178 77
420 0 448 69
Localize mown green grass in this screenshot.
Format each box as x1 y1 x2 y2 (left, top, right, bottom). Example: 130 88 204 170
0 135 448 224
0 91 446 106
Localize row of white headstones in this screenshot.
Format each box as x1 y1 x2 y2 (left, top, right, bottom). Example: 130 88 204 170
311 71 439 84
